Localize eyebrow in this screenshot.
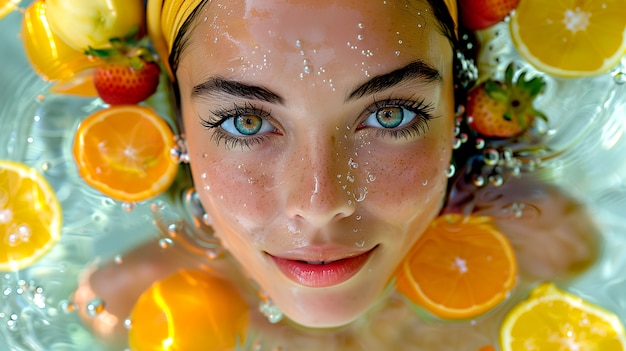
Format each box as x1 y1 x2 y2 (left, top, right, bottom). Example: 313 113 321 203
191 60 441 104
347 60 441 101
192 78 284 104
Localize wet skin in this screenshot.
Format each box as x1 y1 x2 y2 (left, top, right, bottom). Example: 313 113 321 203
176 0 454 327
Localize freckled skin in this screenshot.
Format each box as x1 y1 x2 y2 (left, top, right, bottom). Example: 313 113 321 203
177 0 454 327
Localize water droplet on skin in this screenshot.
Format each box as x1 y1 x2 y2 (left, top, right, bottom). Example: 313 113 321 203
159 238 174 249
357 34 363 40
303 65 311 74
86 298 105 317
348 158 358 169
354 187 368 202
614 72 626 84
357 22 364 29
422 180 428 186
395 50 401 56
452 138 462 149
398 39 403 44
356 215 362 221
367 173 376 182
346 174 355 183
295 39 302 47
446 164 456 178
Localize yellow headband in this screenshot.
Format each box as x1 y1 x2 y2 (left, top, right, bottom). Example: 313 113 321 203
148 0 458 78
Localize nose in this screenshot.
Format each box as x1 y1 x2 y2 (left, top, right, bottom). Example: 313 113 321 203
283 135 356 226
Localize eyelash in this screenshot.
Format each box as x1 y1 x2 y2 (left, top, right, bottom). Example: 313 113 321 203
200 103 275 150
360 96 436 140
199 97 436 149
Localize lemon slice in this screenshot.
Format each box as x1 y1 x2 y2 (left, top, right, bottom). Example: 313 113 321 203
0 160 62 271
500 282 626 350
510 0 626 77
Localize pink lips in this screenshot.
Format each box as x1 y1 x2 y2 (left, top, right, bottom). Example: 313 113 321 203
269 247 375 288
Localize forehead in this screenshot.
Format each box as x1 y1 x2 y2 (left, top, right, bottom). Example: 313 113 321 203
177 0 451 87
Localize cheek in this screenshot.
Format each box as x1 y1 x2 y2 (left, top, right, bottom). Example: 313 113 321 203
356 128 452 222
191 156 280 230
184 119 281 235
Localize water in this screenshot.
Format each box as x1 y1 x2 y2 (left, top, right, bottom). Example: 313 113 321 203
1 6 626 351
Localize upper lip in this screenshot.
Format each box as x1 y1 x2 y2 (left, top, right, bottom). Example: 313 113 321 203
266 244 377 264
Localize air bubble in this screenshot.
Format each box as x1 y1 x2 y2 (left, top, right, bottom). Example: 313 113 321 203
202 213 212 226
472 175 485 187
295 39 302 47
159 238 174 249
59 300 76 314
114 255 123 264
483 149 500 166
86 298 105 317
614 72 626 85
475 138 485 149
41 162 51 172
489 175 504 187
122 202 135 212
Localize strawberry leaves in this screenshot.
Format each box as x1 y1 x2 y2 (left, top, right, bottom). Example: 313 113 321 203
467 63 547 139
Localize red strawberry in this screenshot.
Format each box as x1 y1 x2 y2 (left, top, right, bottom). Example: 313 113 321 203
94 60 160 105
86 29 160 105
460 0 520 31
466 63 546 139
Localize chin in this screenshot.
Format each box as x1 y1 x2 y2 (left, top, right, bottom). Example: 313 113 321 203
266 268 387 329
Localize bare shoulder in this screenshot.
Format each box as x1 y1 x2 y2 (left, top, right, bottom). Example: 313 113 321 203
471 175 600 280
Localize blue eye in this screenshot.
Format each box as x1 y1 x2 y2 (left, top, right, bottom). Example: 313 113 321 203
363 106 417 129
222 114 275 136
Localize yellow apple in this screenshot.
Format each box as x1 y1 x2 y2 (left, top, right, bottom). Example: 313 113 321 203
0 0 21 20
45 0 144 51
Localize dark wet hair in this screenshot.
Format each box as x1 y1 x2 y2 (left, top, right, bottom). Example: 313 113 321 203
168 0 459 74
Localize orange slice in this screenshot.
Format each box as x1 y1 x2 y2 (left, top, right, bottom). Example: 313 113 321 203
396 214 518 319
0 160 62 271
510 0 626 78
500 282 626 350
128 269 249 350
72 105 179 203
50 69 99 97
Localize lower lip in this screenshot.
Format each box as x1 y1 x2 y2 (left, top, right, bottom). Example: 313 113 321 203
270 248 375 288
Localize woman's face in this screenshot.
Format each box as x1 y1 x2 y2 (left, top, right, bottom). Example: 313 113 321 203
177 0 454 327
